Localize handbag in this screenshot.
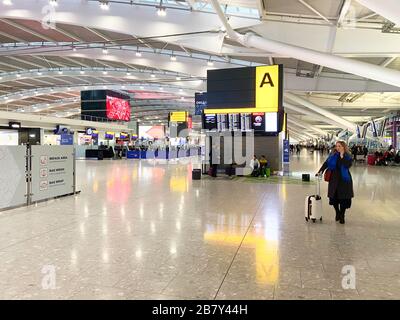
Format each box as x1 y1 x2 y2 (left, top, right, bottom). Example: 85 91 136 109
324 170 332 182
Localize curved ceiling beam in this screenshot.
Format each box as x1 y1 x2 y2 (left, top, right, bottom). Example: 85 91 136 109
0 83 197 104
0 67 204 90
286 117 328 135
8 47 244 78
284 101 344 129
210 0 400 88
285 93 357 131
20 98 193 115
0 0 259 54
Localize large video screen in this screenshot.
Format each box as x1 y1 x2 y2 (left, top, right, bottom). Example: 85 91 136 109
139 126 165 139
81 90 131 121
106 96 131 121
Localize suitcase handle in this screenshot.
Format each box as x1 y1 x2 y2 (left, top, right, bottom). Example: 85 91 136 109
316 175 321 197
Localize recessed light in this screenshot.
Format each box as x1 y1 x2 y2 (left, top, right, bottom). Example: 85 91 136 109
2 0 13 6
102 48 108 54
100 1 109 10
170 55 177 61
157 7 166 17
80 70 85 74
151 74 155 78
136 51 142 57
126 72 131 76
103 71 108 75
58 71 63 75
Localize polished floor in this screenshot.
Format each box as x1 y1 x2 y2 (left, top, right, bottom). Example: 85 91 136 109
1 150 400 300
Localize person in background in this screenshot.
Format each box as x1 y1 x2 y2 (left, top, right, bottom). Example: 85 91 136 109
363 145 368 158
259 155 268 177
317 141 354 224
250 155 260 177
296 145 301 155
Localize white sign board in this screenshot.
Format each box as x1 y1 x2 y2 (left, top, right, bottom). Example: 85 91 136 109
31 146 74 202
0 146 27 209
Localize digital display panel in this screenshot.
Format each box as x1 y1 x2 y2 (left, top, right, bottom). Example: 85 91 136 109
106 96 131 121
240 113 251 132
265 112 278 132
252 113 265 132
204 114 217 131
105 132 115 140
139 126 165 139
81 90 131 121
228 114 240 131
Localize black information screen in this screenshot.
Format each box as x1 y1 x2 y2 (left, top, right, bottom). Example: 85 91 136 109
204 114 217 131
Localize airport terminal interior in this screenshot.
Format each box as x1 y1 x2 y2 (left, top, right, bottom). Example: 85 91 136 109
0 0 400 300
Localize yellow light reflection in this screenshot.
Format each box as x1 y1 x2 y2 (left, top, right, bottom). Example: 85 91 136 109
93 180 99 193
169 176 188 193
204 230 279 285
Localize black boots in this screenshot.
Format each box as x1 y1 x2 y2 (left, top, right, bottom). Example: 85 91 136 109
339 210 346 224
335 211 340 221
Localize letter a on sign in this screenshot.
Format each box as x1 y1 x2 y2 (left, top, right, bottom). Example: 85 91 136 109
260 73 274 88
255 65 280 112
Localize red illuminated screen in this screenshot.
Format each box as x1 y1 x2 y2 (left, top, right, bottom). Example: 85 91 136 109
106 96 131 121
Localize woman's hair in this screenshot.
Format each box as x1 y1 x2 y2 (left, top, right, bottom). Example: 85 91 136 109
336 140 350 154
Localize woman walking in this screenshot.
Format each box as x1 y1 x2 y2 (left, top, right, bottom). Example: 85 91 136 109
317 141 354 224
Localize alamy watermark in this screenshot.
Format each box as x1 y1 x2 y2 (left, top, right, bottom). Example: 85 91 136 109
41 4 57 30
341 265 356 290
41 265 56 290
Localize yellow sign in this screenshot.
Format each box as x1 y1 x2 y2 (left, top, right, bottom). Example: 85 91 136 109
255 65 280 112
170 111 187 122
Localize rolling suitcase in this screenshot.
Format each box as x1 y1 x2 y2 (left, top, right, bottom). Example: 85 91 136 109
305 176 323 223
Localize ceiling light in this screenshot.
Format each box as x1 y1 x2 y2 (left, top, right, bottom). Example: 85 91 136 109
102 48 108 54
58 70 63 75
0 76 2 80
80 70 85 74
37 72 42 75
2 0 13 6
135 51 142 57
151 74 155 78
208 60 214 66
157 7 166 17
126 72 131 76
100 1 109 10
72 47 77 52
67 87 71 90
176 77 181 81
49 0 58 7
170 55 177 61
179 89 183 92
140 86 144 89
103 71 108 75
84 86 88 90
159 87 163 91
16 74 21 77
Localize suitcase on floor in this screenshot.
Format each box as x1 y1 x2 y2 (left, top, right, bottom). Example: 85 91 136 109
305 177 323 223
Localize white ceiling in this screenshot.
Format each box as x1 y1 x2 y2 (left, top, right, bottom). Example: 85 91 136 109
0 0 399 136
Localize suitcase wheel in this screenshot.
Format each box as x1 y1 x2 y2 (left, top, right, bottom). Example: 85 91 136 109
305 217 309 222
320 217 323 221
312 218 316 223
